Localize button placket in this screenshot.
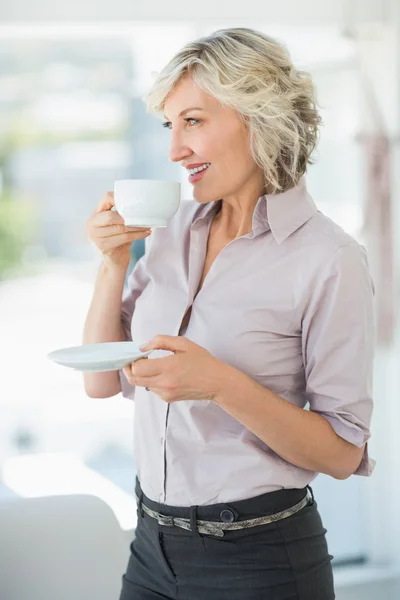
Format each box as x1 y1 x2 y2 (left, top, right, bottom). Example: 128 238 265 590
161 403 169 505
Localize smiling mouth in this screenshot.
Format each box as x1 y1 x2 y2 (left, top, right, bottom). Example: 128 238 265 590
187 163 211 176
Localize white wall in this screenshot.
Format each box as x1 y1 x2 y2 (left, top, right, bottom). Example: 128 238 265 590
0 0 387 26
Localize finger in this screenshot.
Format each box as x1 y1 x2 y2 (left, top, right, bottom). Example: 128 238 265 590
131 356 162 378
96 225 151 238
121 366 163 387
95 191 116 214
133 375 163 387
122 355 150 377
122 363 135 377
99 234 152 253
95 212 152 231
95 224 128 238
140 335 190 353
134 354 177 378
95 209 126 227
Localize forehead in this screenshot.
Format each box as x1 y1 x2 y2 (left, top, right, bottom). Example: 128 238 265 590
164 75 218 116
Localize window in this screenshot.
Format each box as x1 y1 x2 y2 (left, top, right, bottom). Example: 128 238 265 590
0 25 191 528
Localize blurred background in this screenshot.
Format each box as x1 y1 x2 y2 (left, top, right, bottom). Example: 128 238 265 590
0 1 399 599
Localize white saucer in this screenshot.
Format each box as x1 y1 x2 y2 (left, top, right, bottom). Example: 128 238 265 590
47 342 153 372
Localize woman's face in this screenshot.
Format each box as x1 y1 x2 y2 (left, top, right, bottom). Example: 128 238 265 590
163 75 265 204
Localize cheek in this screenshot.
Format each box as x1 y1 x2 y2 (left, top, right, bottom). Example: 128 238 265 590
196 130 221 161
192 124 255 201
216 150 255 180
213 127 252 172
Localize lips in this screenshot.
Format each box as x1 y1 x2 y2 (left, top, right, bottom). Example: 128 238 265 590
186 163 210 169
188 164 210 183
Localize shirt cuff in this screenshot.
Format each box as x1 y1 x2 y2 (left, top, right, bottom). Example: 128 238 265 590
119 368 136 401
322 413 376 477
353 442 376 476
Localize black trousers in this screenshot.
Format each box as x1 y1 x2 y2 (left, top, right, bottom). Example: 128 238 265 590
119 478 335 599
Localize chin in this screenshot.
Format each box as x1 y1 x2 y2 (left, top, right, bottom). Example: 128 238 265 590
192 186 220 204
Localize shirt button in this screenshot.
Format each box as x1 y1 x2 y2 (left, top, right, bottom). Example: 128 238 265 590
220 509 235 523
160 437 164 446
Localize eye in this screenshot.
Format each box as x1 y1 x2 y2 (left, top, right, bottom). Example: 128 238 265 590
184 118 201 126
162 117 201 130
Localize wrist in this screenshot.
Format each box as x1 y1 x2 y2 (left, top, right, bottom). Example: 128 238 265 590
101 257 129 278
211 361 243 405
213 363 260 410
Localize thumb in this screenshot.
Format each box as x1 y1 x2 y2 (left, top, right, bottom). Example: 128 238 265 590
139 335 188 353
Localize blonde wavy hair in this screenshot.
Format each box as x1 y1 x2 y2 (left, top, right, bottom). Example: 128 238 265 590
146 27 322 193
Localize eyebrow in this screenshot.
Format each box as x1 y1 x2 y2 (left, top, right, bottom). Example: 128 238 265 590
163 107 205 120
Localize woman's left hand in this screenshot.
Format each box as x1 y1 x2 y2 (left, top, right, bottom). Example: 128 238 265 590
122 335 230 403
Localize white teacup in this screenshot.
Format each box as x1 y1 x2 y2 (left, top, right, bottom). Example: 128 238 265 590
113 179 181 227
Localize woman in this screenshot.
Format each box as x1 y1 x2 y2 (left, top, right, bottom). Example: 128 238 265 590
84 28 375 600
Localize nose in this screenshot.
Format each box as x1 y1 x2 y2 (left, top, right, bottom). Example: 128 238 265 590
168 129 192 164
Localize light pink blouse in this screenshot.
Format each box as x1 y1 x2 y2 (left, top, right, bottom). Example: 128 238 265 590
119 177 375 506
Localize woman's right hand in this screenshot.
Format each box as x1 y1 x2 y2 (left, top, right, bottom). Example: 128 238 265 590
86 191 152 269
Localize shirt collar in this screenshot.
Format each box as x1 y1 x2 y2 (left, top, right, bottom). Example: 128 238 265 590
192 177 318 244
262 176 318 244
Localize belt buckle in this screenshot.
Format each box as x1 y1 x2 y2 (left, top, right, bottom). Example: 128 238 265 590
157 513 174 527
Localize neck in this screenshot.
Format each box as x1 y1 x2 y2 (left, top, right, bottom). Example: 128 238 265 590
214 185 267 240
